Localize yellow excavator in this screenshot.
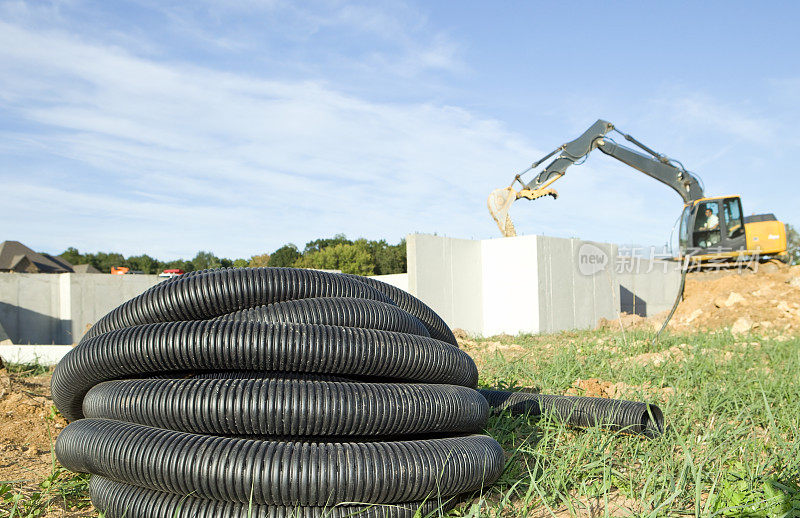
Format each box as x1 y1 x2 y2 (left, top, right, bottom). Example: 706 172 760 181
488 120 788 267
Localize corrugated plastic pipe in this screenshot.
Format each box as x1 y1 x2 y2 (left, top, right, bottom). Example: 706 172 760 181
52 267 662 518
479 390 664 437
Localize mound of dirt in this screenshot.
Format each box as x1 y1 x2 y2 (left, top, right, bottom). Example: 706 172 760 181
600 266 800 334
598 312 659 332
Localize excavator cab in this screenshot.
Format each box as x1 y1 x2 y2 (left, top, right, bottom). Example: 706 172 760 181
679 195 786 262
679 196 746 254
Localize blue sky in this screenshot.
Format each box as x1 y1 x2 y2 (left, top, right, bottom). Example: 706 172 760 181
1 0 798 259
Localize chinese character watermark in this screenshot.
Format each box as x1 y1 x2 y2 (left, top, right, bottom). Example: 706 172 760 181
575 243 761 276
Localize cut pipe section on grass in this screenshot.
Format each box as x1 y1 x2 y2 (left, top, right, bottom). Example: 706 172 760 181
479 389 665 437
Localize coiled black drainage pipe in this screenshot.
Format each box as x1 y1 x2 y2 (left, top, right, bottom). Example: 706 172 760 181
52 267 662 518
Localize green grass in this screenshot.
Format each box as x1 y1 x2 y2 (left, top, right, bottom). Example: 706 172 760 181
3 330 799 517
3 360 49 378
1 469 92 518
457 329 800 517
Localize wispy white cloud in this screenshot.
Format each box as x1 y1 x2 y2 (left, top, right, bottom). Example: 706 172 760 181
138 0 464 78
1 3 797 261
0 19 529 258
660 94 778 145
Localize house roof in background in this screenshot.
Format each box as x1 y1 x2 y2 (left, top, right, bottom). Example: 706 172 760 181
0 241 101 273
72 263 101 274
0 241 72 273
0 240 101 273
41 253 75 272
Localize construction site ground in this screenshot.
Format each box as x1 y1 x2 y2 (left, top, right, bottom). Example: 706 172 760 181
2 267 799 517
600 265 800 336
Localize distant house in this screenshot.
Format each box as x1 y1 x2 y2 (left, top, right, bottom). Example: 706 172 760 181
72 263 101 274
0 241 100 273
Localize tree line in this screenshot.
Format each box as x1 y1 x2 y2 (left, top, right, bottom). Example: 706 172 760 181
58 234 406 276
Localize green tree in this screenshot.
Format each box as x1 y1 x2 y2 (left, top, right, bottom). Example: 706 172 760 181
248 254 271 268
164 259 194 272
127 254 160 274
59 247 84 266
192 251 223 270
295 242 375 276
50 237 407 275
369 239 406 274
93 252 126 273
268 244 301 267
303 234 351 255
786 223 800 265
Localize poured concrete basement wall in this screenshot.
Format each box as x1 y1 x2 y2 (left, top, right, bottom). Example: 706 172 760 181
0 273 67 344
63 274 163 343
407 234 483 334
0 273 162 344
535 237 618 334
0 271 414 346
616 257 683 317
0 241 681 347
480 236 540 337
406 233 681 336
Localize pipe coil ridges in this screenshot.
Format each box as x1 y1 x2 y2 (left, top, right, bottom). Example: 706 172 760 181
53 268 504 517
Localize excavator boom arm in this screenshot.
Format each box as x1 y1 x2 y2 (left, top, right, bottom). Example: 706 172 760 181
489 119 705 237
594 139 704 203
524 120 614 190
523 119 704 204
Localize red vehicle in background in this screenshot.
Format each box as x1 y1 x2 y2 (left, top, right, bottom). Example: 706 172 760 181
159 268 185 278
111 266 143 275
110 266 148 275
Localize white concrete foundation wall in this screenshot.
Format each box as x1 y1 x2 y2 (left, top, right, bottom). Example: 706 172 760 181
481 236 539 336
0 271 413 347
0 273 163 344
536 237 618 334
64 274 162 343
406 233 681 337
0 274 64 344
0 242 681 349
616 258 682 316
0 344 73 365
407 234 483 335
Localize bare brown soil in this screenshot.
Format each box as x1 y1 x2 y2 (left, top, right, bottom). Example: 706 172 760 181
0 367 90 516
0 368 66 486
598 266 800 335
530 491 640 518
565 378 676 403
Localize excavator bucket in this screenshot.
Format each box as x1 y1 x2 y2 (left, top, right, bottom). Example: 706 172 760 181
517 187 559 202
487 187 518 237
488 185 560 237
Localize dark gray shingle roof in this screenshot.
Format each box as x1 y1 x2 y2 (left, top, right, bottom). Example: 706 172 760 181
0 241 74 273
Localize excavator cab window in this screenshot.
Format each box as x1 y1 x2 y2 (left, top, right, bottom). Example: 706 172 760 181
693 201 721 249
679 205 692 253
723 197 744 238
